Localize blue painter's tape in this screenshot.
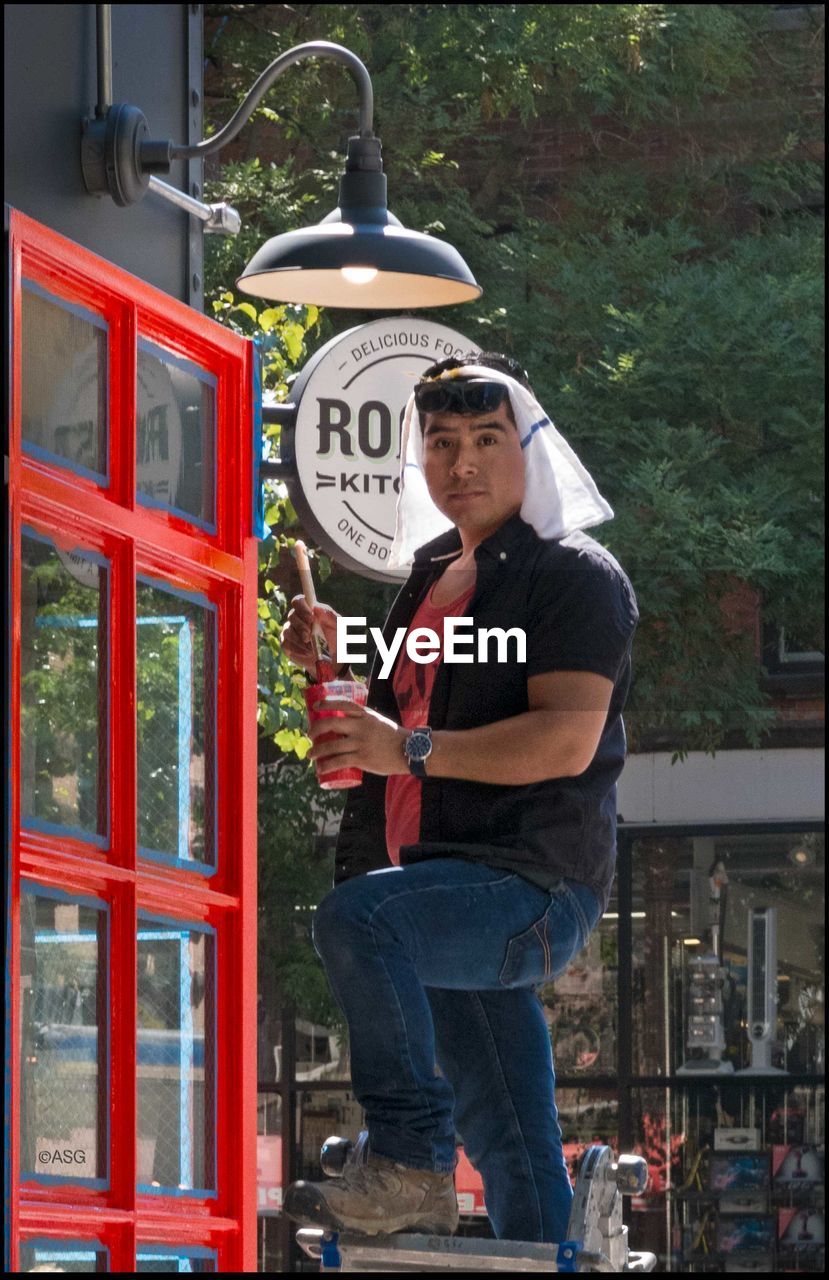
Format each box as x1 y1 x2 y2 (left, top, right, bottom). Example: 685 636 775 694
136 490 217 536
36 615 100 629
137 574 216 614
136 909 217 937
21 524 109 568
31 1253 95 1264
23 1236 106 1251
320 1232 342 1269
137 1182 219 1200
252 339 267 538
136 1245 218 1263
21 441 109 487
138 845 216 877
137 335 219 389
20 878 108 912
556 1239 582 1272
22 278 108 332
22 818 108 848
25 1174 108 1191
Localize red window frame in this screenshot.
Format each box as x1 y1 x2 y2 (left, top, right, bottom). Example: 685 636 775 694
6 208 259 1272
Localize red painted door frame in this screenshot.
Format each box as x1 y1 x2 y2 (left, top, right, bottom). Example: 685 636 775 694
6 208 259 1272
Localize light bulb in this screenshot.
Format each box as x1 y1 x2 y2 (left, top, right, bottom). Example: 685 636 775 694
341 267 379 285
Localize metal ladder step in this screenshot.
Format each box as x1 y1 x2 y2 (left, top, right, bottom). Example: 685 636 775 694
296 1230 583 1272
297 1229 657 1271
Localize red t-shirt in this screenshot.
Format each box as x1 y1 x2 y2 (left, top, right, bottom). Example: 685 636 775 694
385 578 475 865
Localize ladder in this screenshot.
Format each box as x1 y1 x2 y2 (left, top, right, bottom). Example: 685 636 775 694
295 1144 658 1272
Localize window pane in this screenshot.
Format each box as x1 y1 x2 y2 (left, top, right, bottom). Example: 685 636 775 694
257 1214 287 1274
257 1094 283 1217
296 1089 366 1184
537 881 619 1077
554 1086 620 1186
633 1080 826 1273
295 1015 349 1084
137 917 215 1194
631 832 825 1076
137 341 216 529
19 887 107 1185
136 1248 217 1272
21 280 108 480
136 579 215 869
20 530 108 843
19 1239 107 1272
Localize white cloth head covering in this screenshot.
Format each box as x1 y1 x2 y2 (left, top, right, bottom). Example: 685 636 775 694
388 365 614 570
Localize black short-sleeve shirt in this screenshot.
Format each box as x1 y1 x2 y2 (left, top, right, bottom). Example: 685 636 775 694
333 513 639 916
525 552 637 683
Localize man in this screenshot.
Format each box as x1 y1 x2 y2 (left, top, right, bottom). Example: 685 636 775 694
280 353 639 1243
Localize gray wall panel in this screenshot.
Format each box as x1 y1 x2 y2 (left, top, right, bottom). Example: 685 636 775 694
4 3 203 307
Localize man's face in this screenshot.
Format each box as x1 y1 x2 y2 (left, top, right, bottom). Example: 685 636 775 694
420 400 525 540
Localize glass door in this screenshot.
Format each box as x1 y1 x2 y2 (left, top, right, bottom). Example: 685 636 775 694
7 208 259 1272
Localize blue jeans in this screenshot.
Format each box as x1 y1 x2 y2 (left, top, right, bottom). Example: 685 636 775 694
311 857 602 1242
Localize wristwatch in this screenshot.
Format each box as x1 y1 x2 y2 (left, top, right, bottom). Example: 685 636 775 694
404 726 433 778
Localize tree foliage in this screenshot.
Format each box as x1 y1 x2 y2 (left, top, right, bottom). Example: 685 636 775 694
204 2 823 755
203 3 824 1022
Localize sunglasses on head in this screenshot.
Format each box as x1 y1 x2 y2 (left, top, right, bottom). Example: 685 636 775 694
414 379 510 417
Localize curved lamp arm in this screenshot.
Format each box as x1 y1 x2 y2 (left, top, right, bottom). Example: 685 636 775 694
82 33 375 206
172 41 374 160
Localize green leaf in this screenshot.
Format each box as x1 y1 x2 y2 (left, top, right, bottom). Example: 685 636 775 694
259 307 287 332
233 301 258 323
281 322 305 364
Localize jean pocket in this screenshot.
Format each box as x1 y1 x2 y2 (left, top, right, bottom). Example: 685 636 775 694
559 881 594 951
498 884 581 989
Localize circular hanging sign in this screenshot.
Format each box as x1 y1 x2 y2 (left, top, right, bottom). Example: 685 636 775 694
282 318 480 583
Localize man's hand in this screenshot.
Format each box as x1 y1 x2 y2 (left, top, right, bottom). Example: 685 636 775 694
281 596 343 674
307 695 409 777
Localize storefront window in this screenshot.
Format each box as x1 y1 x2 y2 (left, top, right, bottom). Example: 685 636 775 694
136 339 216 531
20 529 109 844
538 890 619 1078
257 1093 282 1219
630 1080 826 1271
21 280 108 483
19 885 108 1187
136 917 215 1195
626 829 825 1272
631 832 825 1077
136 579 216 871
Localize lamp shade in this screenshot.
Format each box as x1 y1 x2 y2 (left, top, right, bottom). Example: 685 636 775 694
236 216 482 308
238 133 481 308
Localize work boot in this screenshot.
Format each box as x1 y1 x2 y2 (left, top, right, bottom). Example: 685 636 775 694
283 1151 459 1237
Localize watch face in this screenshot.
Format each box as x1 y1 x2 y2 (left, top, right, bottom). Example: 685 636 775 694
407 731 432 760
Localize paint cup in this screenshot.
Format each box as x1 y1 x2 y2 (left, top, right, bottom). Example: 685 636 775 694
304 680 369 789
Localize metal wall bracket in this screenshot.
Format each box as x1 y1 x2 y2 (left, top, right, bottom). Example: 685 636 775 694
147 176 241 235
